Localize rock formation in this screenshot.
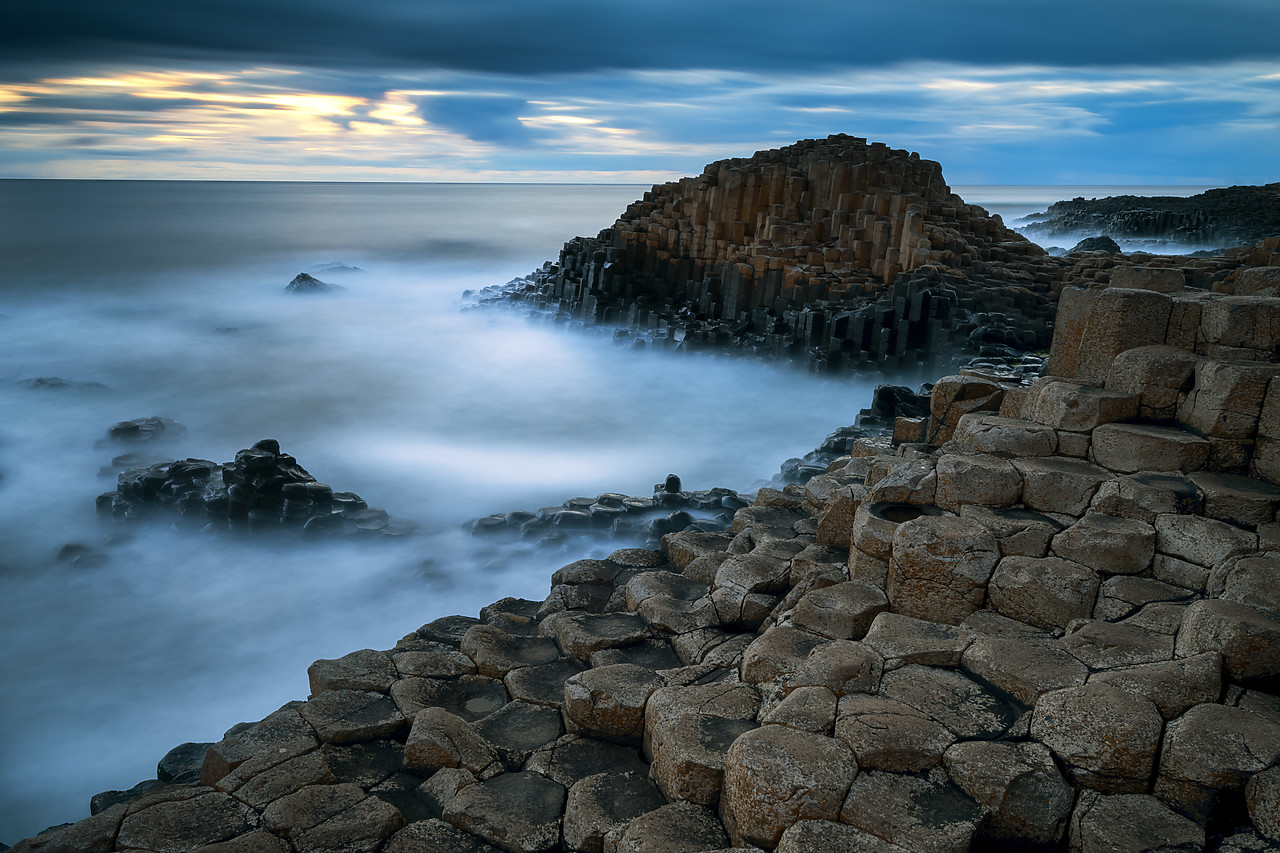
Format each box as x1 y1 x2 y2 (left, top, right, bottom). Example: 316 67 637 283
95 438 412 537
1020 183 1280 249
474 136 1267 377
22 239 1280 852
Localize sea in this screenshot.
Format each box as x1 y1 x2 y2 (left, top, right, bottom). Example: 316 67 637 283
0 180 1215 843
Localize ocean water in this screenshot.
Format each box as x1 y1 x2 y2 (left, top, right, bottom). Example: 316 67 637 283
0 180 1214 843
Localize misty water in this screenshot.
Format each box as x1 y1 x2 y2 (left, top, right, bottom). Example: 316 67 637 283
0 180 1214 842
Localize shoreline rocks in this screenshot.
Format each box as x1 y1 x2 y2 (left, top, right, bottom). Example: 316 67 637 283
12 140 1280 852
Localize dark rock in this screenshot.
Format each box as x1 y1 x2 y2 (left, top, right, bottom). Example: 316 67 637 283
89 779 168 815
285 272 343 294
157 742 212 784
17 377 107 391
103 416 186 445
1070 235 1124 255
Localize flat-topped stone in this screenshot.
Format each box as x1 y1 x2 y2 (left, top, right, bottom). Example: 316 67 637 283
442 772 566 853
1013 457 1112 516
861 612 974 670
1091 423 1211 474
1031 382 1139 433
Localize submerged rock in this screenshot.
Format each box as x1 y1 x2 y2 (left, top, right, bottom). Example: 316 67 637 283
285 272 343 294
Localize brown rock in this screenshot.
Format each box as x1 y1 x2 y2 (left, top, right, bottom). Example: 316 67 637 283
945 740 1074 848
721 725 858 848
563 664 664 744
987 556 1101 631
886 515 999 625
1030 683 1165 793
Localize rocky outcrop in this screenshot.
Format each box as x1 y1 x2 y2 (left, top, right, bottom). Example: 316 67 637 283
16 148 1280 852
31 250 1280 851
95 438 412 537
1021 184 1280 250
473 137 1273 377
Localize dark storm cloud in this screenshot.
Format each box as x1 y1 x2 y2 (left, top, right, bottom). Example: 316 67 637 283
3 0 1276 80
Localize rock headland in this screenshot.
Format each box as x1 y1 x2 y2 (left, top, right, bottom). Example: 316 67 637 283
472 136 1265 378
1020 183 1280 250
12 134 1280 852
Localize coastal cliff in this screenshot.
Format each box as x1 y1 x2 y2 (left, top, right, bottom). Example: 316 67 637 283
12 141 1280 852
475 136 1261 376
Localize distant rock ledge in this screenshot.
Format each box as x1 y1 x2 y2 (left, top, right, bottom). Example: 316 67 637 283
1020 183 1280 249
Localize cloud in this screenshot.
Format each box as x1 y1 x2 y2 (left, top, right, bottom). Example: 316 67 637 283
0 44 1277 184
3 0 1278 82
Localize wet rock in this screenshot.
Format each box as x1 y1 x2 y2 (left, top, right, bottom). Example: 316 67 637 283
524 735 649 788
461 625 562 679
544 612 653 658
442 772 566 853
286 272 343 293
157 741 212 784
89 779 168 815
1072 236 1123 254
504 658 587 709
471 700 564 768
105 416 186 444
391 675 509 721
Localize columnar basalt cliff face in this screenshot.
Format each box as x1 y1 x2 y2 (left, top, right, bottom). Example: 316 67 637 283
605 134 1043 301
479 137 1263 375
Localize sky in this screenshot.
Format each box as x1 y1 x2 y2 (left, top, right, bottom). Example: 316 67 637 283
0 0 1277 184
